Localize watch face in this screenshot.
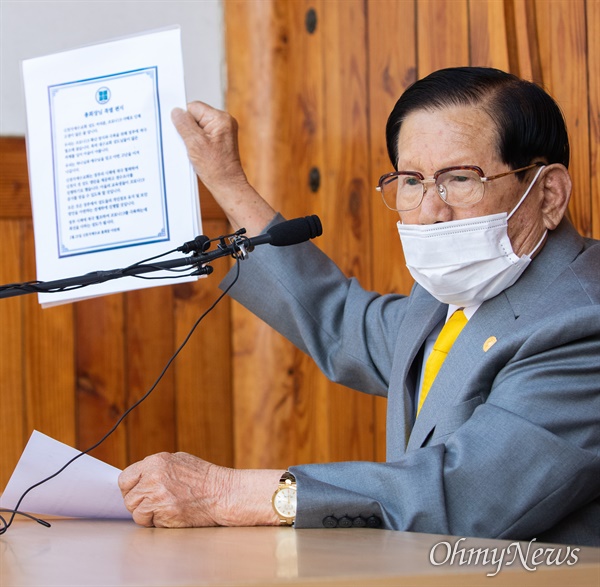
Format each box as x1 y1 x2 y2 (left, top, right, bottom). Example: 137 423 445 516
274 487 297 518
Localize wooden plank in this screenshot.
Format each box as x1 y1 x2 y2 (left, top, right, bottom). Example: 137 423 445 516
277 0 330 468
0 138 31 219
224 0 285 204
588 0 600 240
417 0 469 76
0 220 25 490
173 219 232 466
75 296 127 468
225 0 290 470
505 0 543 83
367 0 417 297
22 220 76 447
319 0 371 274
256 0 330 468
535 0 591 238
311 0 376 463
469 0 510 69
124 286 176 463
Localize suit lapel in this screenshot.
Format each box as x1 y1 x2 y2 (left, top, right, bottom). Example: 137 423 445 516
386 290 446 458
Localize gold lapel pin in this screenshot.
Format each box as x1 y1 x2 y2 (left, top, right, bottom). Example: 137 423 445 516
483 336 497 352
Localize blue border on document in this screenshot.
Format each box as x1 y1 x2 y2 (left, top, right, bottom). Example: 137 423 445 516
48 67 170 258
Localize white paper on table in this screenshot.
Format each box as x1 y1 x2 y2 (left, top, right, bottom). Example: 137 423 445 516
22 26 201 307
0 430 132 519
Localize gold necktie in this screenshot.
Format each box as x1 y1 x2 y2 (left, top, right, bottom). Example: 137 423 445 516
417 309 467 416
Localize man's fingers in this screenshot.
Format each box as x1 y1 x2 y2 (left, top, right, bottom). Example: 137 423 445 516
174 101 238 137
171 107 205 140
130 498 155 528
122 487 148 513
185 100 223 126
118 464 143 496
171 101 216 132
171 106 187 124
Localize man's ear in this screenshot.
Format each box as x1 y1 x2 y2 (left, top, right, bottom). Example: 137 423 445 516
539 164 572 230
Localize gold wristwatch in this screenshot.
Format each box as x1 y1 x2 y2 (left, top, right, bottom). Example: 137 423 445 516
272 471 297 526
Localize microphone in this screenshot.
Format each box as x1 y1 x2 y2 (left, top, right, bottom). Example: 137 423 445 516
177 234 210 254
247 215 323 247
178 215 323 256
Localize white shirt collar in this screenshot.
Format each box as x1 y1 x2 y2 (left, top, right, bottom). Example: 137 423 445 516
447 303 481 322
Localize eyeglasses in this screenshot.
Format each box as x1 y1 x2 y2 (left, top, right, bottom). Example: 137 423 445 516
376 162 544 212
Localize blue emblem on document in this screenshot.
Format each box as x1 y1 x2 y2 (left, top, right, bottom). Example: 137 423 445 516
96 87 111 104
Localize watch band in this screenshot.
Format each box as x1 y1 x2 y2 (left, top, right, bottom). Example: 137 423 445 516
279 471 296 486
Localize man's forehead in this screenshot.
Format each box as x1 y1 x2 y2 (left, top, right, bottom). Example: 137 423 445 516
396 106 500 169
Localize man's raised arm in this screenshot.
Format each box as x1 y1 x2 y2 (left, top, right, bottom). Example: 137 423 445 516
171 102 277 235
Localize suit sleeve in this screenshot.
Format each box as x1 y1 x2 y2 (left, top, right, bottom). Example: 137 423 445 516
220 215 410 398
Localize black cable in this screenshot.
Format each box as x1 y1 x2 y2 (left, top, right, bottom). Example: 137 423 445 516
0 258 241 535
130 270 200 280
0 509 51 527
124 247 180 269
0 247 196 296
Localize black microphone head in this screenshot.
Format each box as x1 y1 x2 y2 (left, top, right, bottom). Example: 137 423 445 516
267 215 323 247
178 235 210 254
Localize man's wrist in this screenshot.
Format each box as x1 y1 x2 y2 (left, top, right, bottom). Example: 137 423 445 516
217 468 285 527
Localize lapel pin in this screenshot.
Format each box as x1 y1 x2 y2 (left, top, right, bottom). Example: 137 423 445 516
483 336 497 352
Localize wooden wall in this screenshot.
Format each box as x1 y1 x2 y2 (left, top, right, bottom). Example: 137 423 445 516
0 0 598 491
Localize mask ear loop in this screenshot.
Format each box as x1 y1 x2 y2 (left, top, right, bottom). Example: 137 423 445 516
507 165 547 259
526 228 548 259
507 165 546 221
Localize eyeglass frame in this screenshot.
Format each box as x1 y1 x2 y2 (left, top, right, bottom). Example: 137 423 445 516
376 162 544 211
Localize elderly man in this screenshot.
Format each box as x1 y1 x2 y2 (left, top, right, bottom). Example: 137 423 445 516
119 67 600 546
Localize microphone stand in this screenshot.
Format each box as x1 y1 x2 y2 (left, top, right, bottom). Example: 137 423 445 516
0 228 253 300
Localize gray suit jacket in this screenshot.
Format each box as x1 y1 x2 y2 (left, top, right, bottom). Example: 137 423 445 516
222 217 600 546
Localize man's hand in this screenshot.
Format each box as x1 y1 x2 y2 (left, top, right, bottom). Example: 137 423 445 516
118 452 283 528
171 103 246 195
171 102 276 234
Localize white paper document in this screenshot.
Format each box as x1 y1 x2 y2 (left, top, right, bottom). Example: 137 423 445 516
22 27 201 306
0 430 131 520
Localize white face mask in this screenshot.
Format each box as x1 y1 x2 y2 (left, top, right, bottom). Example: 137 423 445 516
397 166 546 307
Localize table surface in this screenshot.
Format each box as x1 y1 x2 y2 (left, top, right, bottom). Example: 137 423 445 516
1 518 598 587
